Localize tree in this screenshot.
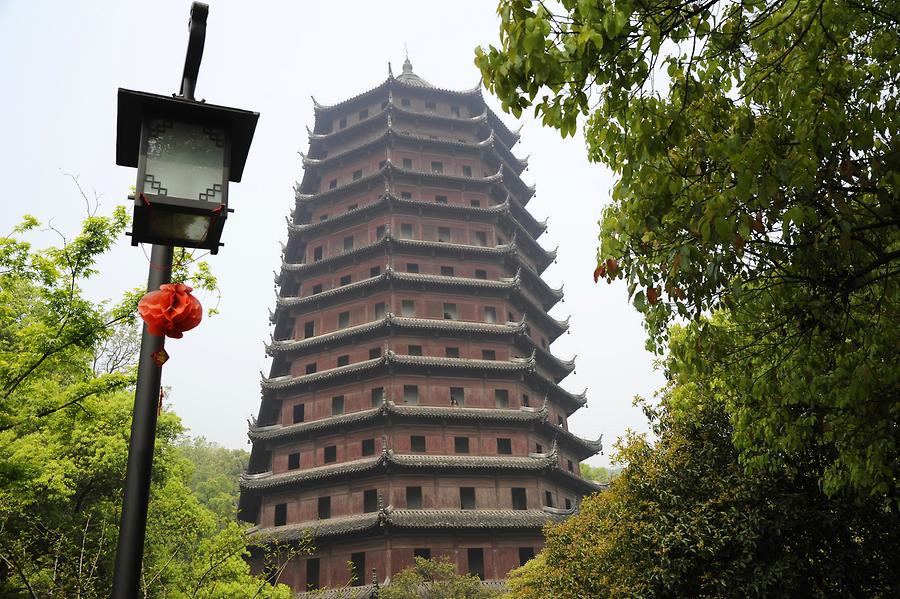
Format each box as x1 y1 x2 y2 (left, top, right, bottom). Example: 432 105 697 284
504 337 900 598
379 557 500 599
175 436 249 523
476 0 900 500
0 208 294 598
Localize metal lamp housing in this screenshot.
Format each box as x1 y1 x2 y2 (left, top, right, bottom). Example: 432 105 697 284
116 89 259 253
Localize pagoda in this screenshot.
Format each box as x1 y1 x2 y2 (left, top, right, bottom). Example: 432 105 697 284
239 58 601 594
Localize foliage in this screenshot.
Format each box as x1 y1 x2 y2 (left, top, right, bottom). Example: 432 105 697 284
380 557 500 599
504 348 900 598
579 462 619 483
0 209 292 598
476 0 900 500
175 436 249 524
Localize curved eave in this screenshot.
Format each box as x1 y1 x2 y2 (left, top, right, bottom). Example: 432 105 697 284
268 315 524 355
249 508 569 543
294 167 387 205
249 402 547 441
307 108 389 147
486 107 522 148
240 450 597 492
261 352 585 414
311 79 390 115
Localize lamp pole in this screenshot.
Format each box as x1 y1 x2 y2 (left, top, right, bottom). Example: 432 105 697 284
111 4 208 598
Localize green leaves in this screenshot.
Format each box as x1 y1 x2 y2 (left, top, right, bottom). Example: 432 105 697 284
479 0 900 502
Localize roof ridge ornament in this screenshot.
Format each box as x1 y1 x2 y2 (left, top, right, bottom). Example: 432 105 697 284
387 61 393 79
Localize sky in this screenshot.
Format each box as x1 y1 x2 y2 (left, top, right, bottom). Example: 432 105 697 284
0 0 663 467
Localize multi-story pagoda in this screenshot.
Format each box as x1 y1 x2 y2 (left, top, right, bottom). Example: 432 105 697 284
239 58 601 594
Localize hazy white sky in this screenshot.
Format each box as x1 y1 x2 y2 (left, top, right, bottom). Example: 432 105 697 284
0 0 662 467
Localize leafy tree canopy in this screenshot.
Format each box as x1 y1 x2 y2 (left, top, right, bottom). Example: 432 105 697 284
505 330 900 598
0 208 293 598
476 0 900 500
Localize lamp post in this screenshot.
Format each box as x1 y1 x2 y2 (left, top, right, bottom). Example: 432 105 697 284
111 4 258 597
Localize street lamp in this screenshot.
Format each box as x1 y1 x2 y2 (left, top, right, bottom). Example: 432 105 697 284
116 88 258 253
111 4 258 598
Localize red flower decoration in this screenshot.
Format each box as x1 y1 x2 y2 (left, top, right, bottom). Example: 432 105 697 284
138 283 203 339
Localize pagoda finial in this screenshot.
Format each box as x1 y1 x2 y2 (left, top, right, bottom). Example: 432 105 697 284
388 61 393 78
403 44 413 74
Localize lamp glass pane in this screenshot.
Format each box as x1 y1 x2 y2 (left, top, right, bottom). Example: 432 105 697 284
144 119 226 201
147 211 214 244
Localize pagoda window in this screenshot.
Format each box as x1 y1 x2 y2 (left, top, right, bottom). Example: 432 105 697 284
468 548 485 580
376 224 386 239
406 263 419 273
454 437 470 453
544 491 554 508
482 349 496 361
558 415 566 429
370 266 381 277
519 547 535 566
338 311 351 329
305 363 317 375
320 213 329 221
450 387 465 406
318 496 331 519
565 498 573 510
338 117 347 128
313 246 324 261
508 311 516 322
400 191 412 199
403 158 413 169
411 435 426 452
497 438 512 454
274 503 287 526
374 302 386 319
441 265 454 276
401 97 410 107
474 269 487 279
406 486 423 509
425 100 436 110
522 393 530 407
495 389 509 408
451 105 460 116
401 300 415 316
371 387 384 406
437 227 451 242
536 443 543 454
363 489 378 513
475 231 488 246
369 347 381 359
408 345 423 356
567 459 575 472
352 169 363 181
347 203 358 211
343 235 354 251
435 194 448 204
459 487 475 509
462 165 472 177
359 108 369 120
400 223 413 239
497 236 505 245
323 446 337 464
339 275 352 286
288 452 301 470
484 306 497 323
431 161 443 174
470 199 481 207
361 438 375 456
443 303 457 320
292 404 305 423
403 385 419 404
350 553 365 586
329 179 337 189
414 548 431 559
304 321 315 338
445 347 460 358
306 558 320 591
312 283 323 294
332 395 345 414
511 488 527 510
